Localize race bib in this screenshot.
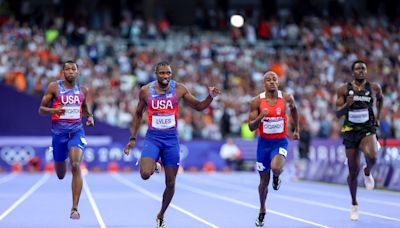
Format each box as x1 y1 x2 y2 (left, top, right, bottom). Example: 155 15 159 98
152 114 175 129
60 106 81 120
348 109 369 123
263 117 284 134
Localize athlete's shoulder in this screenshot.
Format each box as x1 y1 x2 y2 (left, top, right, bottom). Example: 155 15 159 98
140 83 151 91
80 85 89 93
369 82 382 90
336 82 348 93
250 94 261 104
47 81 59 91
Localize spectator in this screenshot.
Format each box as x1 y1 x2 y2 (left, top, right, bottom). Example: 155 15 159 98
219 137 243 171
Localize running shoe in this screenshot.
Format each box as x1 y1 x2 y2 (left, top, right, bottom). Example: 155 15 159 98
156 217 166 228
350 205 359 220
272 175 281 191
255 212 266 227
363 165 375 190
70 208 80 220
155 162 161 173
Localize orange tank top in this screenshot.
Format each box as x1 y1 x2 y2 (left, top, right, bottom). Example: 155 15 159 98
258 90 287 139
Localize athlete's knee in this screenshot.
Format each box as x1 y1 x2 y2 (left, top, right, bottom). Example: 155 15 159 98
348 169 359 180
165 179 176 190
140 171 152 180
71 162 81 173
271 167 283 176
259 178 268 189
56 172 66 180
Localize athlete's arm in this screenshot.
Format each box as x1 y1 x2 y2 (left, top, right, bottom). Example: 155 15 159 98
81 86 94 126
179 83 220 111
335 84 352 118
124 86 147 155
38 82 65 115
248 96 265 131
285 93 300 139
372 83 384 127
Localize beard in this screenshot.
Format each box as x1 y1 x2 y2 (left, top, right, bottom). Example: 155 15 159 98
355 78 365 83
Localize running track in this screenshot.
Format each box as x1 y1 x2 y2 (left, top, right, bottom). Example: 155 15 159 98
0 172 399 228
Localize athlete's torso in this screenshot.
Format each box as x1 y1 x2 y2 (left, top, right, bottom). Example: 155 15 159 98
51 80 84 134
258 91 287 139
147 80 179 134
342 81 375 132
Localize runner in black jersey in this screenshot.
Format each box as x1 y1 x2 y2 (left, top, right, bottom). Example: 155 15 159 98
335 60 383 220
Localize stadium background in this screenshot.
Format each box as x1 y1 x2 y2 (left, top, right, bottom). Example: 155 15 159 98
0 0 400 190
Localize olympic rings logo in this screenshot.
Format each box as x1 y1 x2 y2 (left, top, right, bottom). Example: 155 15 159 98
0 146 36 165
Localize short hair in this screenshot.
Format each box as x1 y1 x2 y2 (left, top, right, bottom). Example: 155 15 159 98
63 60 78 69
154 61 170 72
351 60 366 71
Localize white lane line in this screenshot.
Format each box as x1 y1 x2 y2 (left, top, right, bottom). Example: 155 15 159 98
177 182 330 228
211 174 400 207
0 173 50 220
83 175 106 228
0 173 17 185
275 194 400 222
187 175 400 223
283 186 400 208
111 173 219 228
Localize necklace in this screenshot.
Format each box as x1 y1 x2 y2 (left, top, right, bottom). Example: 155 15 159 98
352 80 365 91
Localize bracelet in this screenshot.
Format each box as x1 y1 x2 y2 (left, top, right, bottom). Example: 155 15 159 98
129 136 136 141
87 114 93 117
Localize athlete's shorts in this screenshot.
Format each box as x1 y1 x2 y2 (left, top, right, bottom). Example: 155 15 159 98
256 137 288 173
142 130 180 168
51 128 87 162
342 128 376 149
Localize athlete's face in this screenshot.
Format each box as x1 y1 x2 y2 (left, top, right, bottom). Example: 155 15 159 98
156 65 172 87
263 72 279 92
63 63 79 83
352 63 367 82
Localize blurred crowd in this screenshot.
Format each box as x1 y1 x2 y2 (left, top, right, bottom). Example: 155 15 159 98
1 14 399 140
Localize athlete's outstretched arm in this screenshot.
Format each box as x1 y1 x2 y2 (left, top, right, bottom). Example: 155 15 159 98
38 82 65 116
81 86 94 126
248 96 265 131
181 84 220 111
335 84 352 118
285 93 300 139
372 83 384 127
124 87 147 155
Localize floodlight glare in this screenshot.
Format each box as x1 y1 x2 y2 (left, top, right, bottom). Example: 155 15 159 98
230 15 244 28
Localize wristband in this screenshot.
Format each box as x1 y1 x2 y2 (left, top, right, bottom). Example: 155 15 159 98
129 136 136 141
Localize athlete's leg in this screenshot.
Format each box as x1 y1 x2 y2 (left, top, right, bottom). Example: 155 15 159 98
359 134 378 176
157 167 178 219
271 154 285 177
258 171 270 214
346 148 360 206
55 161 67 179
69 147 83 211
140 137 161 180
140 157 158 180
52 134 69 179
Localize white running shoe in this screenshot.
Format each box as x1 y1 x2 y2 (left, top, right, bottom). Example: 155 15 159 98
363 165 375 190
155 162 161 173
156 218 166 228
350 205 359 220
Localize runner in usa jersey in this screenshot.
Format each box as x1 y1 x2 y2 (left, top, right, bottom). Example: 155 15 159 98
147 80 179 132
39 60 94 220
248 71 299 227
50 80 85 134
123 61 220 228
